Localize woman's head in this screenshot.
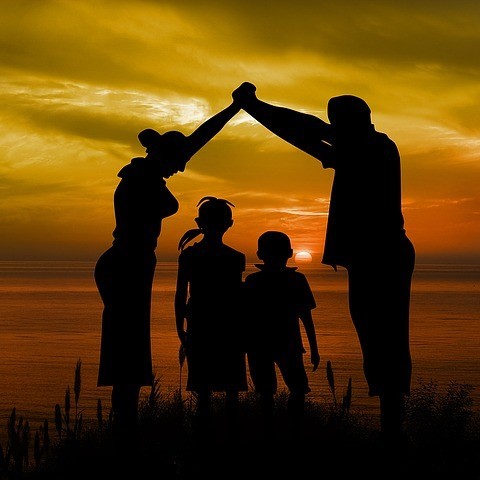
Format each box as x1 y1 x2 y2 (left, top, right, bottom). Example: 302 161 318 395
137 128 190 178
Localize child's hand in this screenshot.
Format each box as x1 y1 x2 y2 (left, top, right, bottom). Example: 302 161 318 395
177 330 187 347
311 350 320 372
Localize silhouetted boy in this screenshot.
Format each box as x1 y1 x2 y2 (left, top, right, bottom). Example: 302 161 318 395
244 231 320 434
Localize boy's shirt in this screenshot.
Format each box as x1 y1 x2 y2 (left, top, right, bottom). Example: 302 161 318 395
243 265 316 355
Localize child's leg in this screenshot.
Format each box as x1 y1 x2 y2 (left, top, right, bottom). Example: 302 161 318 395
287 391 306 427
192 388 211 442
247 351 276 429
277 353 310 434
226 389 239 416
260 391 275 427
196 388 211 418
225 389 240 437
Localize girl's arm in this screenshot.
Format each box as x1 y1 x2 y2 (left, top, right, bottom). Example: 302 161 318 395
174 261 189 346
300 309 320 371
185 101 241 159
232 82 334 166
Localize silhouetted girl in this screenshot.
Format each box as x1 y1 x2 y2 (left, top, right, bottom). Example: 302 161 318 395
175 196 247 423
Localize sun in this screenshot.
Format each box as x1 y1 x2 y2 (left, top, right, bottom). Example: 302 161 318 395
294 251 313 264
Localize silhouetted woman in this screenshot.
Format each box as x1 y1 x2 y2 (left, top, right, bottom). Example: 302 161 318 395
232 82 415 440
94 99 240 449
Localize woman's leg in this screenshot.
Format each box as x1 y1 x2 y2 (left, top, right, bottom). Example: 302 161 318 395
111 384 141 450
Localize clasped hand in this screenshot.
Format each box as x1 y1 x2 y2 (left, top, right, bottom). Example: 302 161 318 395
232 81 257 105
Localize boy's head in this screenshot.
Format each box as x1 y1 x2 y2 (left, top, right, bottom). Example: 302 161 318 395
257 231 293 264
195 196 234 233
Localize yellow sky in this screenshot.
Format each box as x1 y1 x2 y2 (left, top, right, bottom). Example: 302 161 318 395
0 0 479 264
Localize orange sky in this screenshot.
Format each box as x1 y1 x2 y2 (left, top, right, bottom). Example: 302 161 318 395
0 0 479 264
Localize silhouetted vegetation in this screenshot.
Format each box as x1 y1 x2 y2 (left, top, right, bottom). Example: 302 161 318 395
1 360 479 479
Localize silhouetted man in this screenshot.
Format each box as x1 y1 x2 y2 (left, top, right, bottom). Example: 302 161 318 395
232 82 415 440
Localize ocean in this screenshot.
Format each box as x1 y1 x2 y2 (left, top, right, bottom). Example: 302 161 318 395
1 261 479 436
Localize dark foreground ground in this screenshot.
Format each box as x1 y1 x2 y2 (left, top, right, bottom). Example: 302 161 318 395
2 385 478 480
2 375 480 480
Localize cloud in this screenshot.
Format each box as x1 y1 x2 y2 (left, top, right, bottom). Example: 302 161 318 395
0 79 215 144
0 0 478 261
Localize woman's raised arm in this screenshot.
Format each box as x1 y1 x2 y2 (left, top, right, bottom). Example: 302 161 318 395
185 101 241 158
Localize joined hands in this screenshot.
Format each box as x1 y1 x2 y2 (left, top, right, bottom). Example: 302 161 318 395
232 82 257 106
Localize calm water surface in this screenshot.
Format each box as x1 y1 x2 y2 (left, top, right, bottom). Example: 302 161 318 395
1 261 479 435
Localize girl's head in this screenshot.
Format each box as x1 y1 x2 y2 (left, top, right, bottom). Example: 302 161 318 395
178 196 235 251
195 196 234 232
138 129 189 178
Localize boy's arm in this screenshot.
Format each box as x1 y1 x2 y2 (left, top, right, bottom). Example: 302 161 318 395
174 261 189 346
300 308 320 371
185 101 241 159
232 82 334 167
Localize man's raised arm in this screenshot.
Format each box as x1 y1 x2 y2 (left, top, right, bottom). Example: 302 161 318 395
232 82 334 165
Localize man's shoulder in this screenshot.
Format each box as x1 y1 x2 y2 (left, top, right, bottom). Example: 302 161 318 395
374 131 397 148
